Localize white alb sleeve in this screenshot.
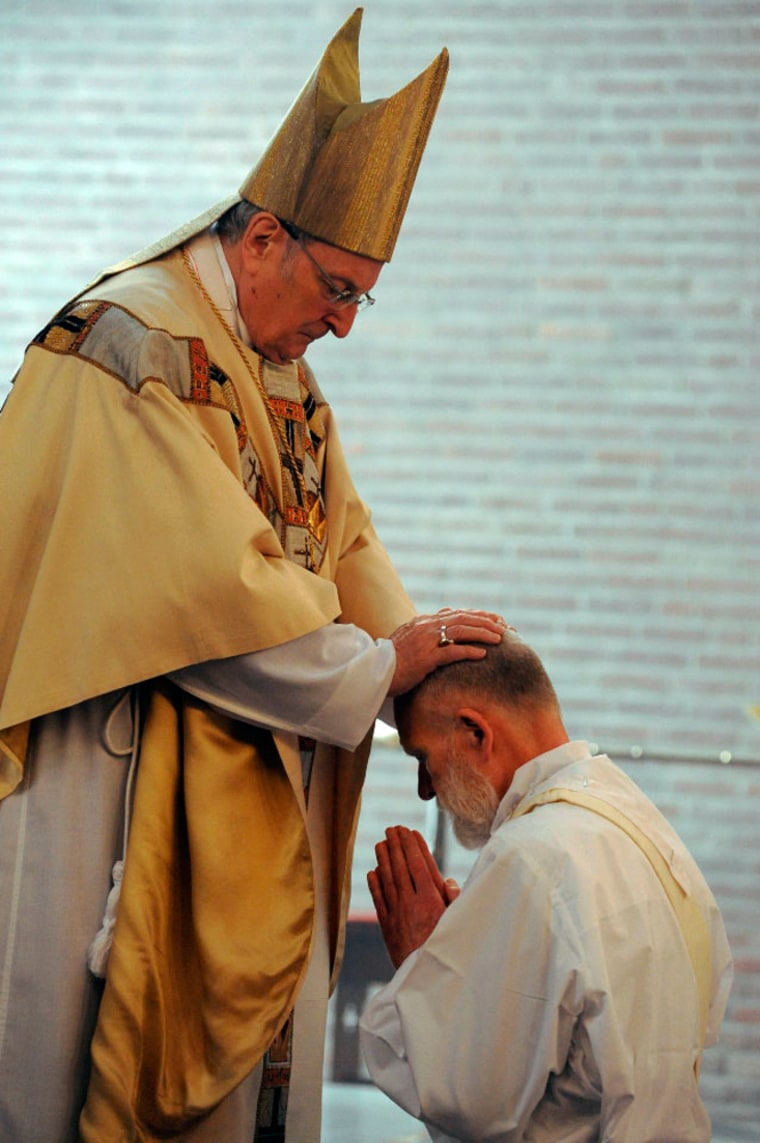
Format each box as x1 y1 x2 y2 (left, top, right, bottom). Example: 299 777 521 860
168 623 396 750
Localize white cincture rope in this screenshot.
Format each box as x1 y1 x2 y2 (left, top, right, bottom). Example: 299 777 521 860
87 689 140 978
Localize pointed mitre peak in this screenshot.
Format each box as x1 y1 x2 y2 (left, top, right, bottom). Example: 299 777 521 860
83 9 448 288
239 8 449 262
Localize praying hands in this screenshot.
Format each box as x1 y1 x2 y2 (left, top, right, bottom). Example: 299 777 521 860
368 826 460 968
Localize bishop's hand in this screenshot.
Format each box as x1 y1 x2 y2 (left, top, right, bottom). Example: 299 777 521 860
388 608 509 697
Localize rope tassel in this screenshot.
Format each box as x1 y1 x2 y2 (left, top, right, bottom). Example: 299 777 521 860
87 859 124 978
87 688 140 979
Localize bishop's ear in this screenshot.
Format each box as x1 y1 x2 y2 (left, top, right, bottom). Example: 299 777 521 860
241 211 286 266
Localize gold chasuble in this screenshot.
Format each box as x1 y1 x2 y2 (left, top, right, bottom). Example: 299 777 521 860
0 240 414 1140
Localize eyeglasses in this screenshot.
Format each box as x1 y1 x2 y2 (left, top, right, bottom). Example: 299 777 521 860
280 220 376 312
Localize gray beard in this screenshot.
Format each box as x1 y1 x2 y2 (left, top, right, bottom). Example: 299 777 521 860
437 746 499 851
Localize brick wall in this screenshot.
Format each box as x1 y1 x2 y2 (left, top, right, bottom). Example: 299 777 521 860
2 1 758 1136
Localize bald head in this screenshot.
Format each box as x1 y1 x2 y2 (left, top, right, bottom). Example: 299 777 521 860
394 630 561 732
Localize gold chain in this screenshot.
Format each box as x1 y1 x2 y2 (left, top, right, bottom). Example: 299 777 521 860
181 248 311 513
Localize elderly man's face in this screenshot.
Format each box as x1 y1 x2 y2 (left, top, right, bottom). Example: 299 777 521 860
436 744 499 849
400 701 499 850
236 219 383 365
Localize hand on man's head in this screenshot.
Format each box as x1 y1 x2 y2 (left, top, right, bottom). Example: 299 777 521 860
388 608 508 697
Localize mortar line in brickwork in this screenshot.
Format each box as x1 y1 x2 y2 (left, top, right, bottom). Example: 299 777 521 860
572 747 759 769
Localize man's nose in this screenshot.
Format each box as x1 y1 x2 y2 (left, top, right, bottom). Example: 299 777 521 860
325 304 357 339
418 761 436 801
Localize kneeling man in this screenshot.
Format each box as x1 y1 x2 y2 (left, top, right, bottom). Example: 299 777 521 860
360 632 732 1142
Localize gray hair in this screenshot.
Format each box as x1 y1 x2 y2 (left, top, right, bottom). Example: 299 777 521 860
395 632 561 723
214 201 322 250
215 199 263 243
215 200 315 247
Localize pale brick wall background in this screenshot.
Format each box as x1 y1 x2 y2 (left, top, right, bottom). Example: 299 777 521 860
2 0 758 1137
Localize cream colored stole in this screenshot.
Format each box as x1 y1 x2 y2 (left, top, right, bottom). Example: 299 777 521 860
186 234 334 1141
512 788 712 1077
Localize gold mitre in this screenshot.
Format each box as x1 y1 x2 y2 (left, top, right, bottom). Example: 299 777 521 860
241 7 448 262
88 9 447 284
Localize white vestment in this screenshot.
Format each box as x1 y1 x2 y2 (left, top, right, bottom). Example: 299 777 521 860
360 741 733 1143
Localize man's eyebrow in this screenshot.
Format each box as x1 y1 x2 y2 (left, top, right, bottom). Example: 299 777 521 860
320 258 369 298
330 271 359 294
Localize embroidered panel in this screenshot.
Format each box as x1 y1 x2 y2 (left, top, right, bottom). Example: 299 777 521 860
255 361 327 573
33 301 230 403
254 1017 293 1142
31 300 327 573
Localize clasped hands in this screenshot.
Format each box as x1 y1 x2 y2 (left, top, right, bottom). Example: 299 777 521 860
368 826 460 969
